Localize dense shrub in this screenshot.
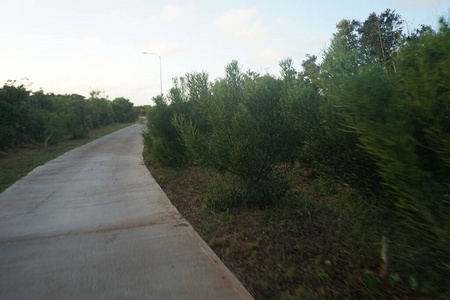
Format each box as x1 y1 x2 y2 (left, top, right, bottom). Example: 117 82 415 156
308 13 449 295
142 11 449 296
111 97 137 123
145 92 192 167
174 62 298 207
0 84 137 150
332 20 450 292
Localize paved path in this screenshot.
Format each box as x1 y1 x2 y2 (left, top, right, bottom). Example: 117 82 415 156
0 124 253 300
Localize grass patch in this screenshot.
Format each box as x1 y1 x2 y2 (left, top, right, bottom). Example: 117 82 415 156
0 122 135 193
145 156 432 299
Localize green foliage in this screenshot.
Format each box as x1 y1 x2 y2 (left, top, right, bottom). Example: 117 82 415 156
363 268 381 297
143 71 213 167
111 97 137 123
0 84 136 150
293 29 382 196
141 11 449 297
0 83 29 148
358 9 404 68
88 91 114 128
322 16 450 295
174 61 297 207
202 175 238 212
144 83 193 167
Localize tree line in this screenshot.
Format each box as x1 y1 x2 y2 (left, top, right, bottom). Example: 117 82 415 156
0 84 137 150
145 10 448 296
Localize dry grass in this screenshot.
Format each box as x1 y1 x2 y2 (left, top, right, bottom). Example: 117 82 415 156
145 157 429 299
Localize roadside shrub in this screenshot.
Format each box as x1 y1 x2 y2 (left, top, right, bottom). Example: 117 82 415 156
203 175 238 212
0 84 135 149
0 125 14 150
322 17 449 295
175 62 297 207
111 97 137 123
144 11 449 298
0 84 30 148
69 125 89 139
144 93 193 167
88 95 114 128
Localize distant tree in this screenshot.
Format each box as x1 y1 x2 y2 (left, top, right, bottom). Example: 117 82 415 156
0 83 30 149
64 94 91 139
0 84 134 148
88 91 114 127
111 97 137 123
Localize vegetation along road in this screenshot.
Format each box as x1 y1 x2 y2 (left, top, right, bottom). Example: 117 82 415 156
0 124 252 299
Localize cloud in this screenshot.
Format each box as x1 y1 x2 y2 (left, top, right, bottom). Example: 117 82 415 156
111 9 121 18
214 7 257 29
396 0 441 6
81 37 103 47
277 17 289 28
213 8 270 44
145 40 194 56
249 47 286 67
159 3 195 22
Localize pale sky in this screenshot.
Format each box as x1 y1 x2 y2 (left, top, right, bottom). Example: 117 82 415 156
1 0 449 106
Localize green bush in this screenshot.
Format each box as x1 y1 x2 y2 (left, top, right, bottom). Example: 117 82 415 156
323 16 449 295
0 84 135 149
69 126 89 139
111 97 137 123
175 62 297 207
142 12 449 296
144 95 191 167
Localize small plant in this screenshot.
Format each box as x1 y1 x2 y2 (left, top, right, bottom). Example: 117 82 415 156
316 268 330 280
199 223 216 234
209 237 228 248
388 272 400 286
284 267 296 281
363 268 380 298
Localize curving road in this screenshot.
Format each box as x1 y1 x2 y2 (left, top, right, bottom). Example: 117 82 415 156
0 124 253 300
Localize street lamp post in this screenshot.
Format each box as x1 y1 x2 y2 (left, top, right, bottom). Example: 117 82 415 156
143 52 162 95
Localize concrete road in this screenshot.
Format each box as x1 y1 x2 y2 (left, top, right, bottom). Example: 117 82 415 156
0 124 253 300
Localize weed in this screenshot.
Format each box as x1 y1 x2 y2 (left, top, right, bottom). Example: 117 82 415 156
210 237 228 248
248 238 261 250
284 267 296 281
363 268 381 298
388 272 400 286
238 227 249 236
316 268 330 280
409 275 418 290
144 159 432 299
199 223 217 234
291 169 304 176
203 177 236 212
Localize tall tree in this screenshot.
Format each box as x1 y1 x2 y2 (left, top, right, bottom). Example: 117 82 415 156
358 9 404 69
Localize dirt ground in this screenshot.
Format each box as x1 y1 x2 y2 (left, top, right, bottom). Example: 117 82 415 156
146 161 426 299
